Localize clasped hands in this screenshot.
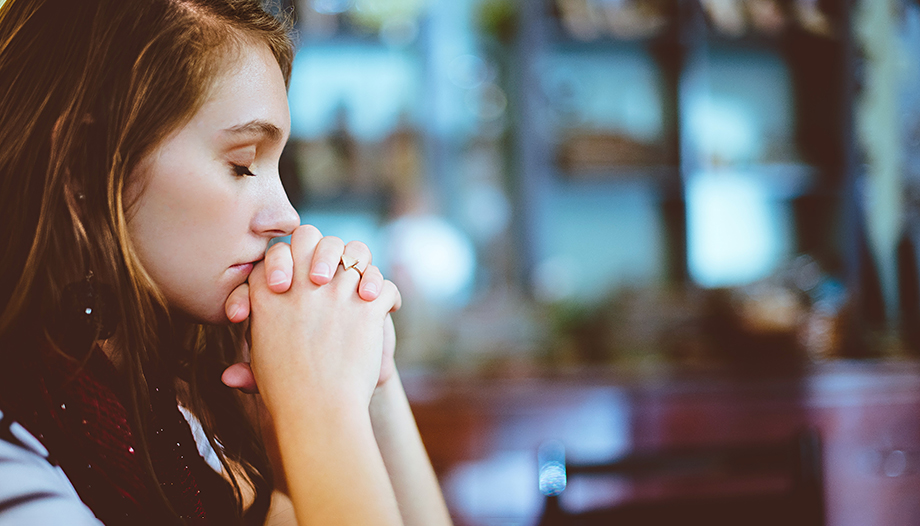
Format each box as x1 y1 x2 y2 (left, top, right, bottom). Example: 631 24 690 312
220 224 400 408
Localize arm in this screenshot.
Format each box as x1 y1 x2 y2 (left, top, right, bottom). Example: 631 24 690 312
246 226 404 525
369 371 453 526
230 341 453 526
266 386 402 525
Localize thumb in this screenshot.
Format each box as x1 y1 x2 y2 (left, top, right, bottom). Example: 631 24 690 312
221 362 259 394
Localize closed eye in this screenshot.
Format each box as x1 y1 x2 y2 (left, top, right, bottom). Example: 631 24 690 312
232 164 255 177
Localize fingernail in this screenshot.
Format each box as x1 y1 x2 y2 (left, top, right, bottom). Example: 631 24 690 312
228 304 241 321
269 270 287 287
361 282 378 297
312 262 331 280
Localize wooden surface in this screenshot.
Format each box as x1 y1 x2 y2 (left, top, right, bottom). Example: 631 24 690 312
404 361 920 526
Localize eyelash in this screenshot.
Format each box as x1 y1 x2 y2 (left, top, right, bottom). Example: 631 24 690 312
232 164 255 177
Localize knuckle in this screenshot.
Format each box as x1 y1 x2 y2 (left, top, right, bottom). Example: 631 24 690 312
321 235 344 247
347 240 369 253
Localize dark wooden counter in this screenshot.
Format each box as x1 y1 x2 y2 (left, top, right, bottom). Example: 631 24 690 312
404 361 920 526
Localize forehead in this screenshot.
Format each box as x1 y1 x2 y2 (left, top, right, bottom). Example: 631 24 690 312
191 41 291 142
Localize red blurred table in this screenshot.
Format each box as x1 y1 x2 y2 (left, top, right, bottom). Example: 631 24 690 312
404 361 920 526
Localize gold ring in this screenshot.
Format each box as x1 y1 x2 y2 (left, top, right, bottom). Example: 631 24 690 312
340 254 363 277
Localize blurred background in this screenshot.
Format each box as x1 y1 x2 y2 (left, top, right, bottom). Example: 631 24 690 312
273 0 920 524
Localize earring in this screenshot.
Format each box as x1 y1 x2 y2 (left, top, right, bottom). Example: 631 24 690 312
58 271 119 345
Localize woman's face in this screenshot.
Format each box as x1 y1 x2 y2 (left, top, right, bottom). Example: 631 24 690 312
126 42 300 324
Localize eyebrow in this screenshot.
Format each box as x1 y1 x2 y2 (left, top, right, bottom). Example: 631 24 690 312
222 120 285 143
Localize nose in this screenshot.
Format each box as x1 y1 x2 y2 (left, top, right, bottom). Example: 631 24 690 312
253 175 300 238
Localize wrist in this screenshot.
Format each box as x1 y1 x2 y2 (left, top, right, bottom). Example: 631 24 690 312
262 379 371 426
369 369 405 424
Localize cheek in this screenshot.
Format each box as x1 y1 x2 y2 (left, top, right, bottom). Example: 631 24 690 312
127 165 248 316
138 162 241 237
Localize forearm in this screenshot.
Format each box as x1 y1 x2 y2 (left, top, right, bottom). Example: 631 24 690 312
269 395 403 525
369 372 453 526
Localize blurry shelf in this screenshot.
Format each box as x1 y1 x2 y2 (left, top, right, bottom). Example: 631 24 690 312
554 132 676 171
512 0 850 285
556 165 681 193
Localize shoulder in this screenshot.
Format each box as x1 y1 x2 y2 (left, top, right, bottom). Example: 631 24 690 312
0 409 103 526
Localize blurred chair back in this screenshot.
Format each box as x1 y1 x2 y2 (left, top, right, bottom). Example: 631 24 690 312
537 429 823 526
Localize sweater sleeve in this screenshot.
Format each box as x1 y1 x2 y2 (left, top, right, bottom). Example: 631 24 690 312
0 409 103 526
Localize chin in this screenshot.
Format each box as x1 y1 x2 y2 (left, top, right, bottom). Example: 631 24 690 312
168 283 238 326
172 298 233 326
201 307 235 326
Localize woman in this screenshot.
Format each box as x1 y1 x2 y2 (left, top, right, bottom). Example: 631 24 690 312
0 0 452 524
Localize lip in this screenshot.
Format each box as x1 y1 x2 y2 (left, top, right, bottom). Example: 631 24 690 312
229 257 263 276
229 262 254 275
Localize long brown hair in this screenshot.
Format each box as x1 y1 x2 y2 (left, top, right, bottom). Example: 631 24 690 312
0 0 293 522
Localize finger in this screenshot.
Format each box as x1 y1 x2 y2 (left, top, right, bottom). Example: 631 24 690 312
358 264 384 301
225 282 250 323
336 240 372 293
264 241 294 293
377 314 396 387
379 279 403 313
341 240 372 276
310 235 345 285
221 362 259 394
291 224 323 286
249 259 266 291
